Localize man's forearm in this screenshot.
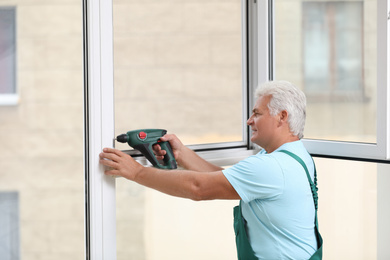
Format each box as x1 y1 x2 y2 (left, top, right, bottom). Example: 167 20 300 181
133 167 198 200
132 167 239 201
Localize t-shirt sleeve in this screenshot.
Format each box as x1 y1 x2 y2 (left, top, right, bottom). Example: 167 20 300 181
222 154 284 203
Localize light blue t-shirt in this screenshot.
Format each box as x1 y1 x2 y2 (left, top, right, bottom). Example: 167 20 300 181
222 141 317 260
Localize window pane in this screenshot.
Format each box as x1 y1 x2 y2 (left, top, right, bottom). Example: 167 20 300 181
0 192 19 260
113 1 244 259
0 3 84 259
274 0 376 143
116 175 237 260
113 0 244 151
0 7 16 94
315 157 378 259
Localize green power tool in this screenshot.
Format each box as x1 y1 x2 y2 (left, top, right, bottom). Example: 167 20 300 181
116 129 177 169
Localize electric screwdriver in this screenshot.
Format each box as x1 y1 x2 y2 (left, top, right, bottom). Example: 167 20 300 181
116 129 177 170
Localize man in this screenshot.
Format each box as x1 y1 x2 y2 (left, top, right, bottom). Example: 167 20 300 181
100 80 319 259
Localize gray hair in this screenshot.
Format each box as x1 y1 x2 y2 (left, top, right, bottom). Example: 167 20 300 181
255 80 306 139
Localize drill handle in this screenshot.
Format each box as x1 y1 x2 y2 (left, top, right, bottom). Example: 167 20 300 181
133 143 159 167
159 141 177 169
134 141 177 169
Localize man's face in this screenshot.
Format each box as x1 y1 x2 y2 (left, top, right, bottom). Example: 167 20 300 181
247 95 279 147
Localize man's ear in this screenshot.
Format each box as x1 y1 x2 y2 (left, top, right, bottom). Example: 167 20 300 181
278 110 288 125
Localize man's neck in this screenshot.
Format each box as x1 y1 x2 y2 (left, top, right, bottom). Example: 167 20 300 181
264 135 299 154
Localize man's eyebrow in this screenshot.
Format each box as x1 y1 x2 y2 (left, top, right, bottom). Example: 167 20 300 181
252 108 259 113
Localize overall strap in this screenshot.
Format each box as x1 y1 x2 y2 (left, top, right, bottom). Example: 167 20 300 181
278 150 318 212
279 150 323 259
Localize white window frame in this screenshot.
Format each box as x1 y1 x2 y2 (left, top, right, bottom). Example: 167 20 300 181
0 94 18 106
83 0 116 259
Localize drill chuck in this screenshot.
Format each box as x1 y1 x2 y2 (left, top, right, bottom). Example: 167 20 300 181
116 134 129 143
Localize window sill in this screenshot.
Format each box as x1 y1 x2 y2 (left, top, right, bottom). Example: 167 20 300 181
0 94 19 106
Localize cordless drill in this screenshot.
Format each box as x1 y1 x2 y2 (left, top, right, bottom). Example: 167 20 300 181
116 129 177 170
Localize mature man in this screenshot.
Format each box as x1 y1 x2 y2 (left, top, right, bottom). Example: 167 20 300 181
99 80 320 259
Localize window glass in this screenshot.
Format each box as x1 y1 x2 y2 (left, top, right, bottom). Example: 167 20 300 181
113 0 244 151
0 2 84 259
113 1 244 259
274 0 376 143
0 192 19 260
116 174 238 260
315 157 378 259
0 7 16 95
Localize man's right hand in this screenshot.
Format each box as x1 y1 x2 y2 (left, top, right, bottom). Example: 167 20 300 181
153 134 184 162
153 133 223 172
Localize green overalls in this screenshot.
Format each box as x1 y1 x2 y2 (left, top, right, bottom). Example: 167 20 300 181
233 150 323 260
233 201 259 260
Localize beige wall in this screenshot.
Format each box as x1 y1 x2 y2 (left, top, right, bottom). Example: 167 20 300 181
0 0 84 259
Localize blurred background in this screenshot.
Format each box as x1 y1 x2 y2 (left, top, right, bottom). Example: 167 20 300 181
0 0 383 259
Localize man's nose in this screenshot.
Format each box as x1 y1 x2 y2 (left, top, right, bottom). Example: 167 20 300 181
247 116 253 125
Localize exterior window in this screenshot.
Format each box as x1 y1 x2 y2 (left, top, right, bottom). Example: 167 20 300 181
0 7 17 105
303 2 364 101
0 192 19 260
